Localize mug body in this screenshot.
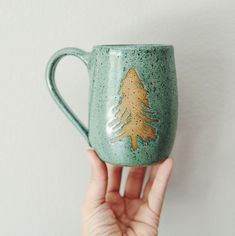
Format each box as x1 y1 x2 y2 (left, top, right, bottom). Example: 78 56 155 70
87 44 177 166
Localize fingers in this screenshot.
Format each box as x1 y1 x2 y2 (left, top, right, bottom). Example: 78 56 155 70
143 164 161 199
124 167 146 198
85 149 108 208
106 164 123 193
147 158 173 214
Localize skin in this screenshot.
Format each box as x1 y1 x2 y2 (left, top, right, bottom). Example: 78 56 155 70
82 149 173 236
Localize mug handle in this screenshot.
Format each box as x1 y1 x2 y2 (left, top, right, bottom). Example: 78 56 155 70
46 47 90 145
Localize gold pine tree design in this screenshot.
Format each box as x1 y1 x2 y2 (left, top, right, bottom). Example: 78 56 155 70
110 68 157 150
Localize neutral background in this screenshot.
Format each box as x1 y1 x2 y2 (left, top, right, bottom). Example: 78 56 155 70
1 0 235 235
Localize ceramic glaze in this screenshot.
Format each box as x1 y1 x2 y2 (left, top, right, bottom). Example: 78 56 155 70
46 44 178 166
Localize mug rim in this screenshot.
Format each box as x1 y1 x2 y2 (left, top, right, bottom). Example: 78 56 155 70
93 44 173 49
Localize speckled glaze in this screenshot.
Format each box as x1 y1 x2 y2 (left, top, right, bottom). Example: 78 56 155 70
46 44 178 166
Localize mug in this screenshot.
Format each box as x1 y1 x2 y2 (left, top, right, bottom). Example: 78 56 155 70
46 44 177 166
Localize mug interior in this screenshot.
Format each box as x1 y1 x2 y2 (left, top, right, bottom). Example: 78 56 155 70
93 44 173 49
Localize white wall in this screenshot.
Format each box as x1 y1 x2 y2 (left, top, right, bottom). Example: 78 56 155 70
0 0 234 235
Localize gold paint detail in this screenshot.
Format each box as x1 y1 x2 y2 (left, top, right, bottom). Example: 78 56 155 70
110 68 157 150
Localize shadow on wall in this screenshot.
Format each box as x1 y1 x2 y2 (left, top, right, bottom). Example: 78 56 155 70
107 4 231 201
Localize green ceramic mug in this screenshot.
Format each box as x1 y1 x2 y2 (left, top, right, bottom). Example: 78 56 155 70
46 44 177 166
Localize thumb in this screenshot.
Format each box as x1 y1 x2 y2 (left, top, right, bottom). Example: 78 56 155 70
85 149 108 209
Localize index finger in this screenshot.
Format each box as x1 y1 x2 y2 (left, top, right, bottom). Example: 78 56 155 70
147 157 173 215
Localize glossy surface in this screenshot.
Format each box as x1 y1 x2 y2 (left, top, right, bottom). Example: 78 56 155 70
46 48 90 143
46 44 178 166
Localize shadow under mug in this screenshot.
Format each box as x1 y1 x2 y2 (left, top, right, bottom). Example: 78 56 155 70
46 44 178 166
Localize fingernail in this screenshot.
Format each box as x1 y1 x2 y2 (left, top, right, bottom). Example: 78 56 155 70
87 148 94 155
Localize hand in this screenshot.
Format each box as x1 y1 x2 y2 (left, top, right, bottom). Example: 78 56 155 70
82 149 173 236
